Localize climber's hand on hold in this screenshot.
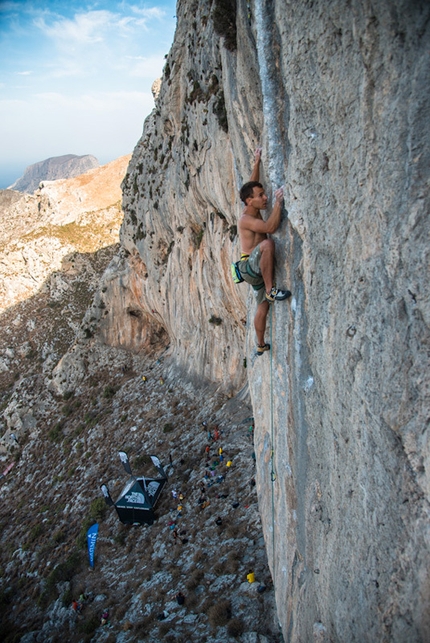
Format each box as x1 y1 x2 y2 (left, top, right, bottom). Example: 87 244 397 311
250 148 262 181
274 187 284 204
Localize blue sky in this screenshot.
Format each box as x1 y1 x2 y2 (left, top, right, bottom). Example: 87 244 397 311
0 0 177 188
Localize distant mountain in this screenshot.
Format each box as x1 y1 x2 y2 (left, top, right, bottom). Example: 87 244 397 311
9 153 100 193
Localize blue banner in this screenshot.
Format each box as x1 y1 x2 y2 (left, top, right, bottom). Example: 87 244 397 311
87 523 99 568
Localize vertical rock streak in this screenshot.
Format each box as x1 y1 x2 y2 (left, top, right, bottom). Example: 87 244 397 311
254 0 285 186
254 4 311 629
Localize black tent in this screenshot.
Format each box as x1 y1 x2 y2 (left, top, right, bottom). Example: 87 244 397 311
101 452 167 525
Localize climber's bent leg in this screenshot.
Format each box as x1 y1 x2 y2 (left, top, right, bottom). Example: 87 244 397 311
254 300 270 347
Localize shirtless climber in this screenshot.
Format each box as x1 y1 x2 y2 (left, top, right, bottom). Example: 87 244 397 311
237 148 291 355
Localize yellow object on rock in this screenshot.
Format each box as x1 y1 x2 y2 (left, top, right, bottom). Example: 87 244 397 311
247 572 255 583
226 460 232 467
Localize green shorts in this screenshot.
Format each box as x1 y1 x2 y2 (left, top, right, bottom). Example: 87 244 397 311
237 245 266 305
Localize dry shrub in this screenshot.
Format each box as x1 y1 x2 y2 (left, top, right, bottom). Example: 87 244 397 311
134 614 153 635
193 549 205 564
104 635 117 643
225 522 241 538
158 620 171 637
226 555 240 574
140 566 153 583
213 561 225 576
114 601 128 621
164 635 178 643
125 557 137 571
125 540 135 555
227 617 245 638
140 588 151 604
227 547 243 569
122 620 133 631
155 585 168 602
185 568 204 591
197 597 212 614
185 591 198 610
208 599 232 627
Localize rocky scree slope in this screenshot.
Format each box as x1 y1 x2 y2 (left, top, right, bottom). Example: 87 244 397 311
1 344 280 643
0 154 280 642
0 156 130 314
61 1 430 642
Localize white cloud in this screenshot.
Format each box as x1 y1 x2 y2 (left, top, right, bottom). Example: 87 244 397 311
28 7 169 83
16 70 32 76
34 6 167 48
34 10 115 46
130 6 166 21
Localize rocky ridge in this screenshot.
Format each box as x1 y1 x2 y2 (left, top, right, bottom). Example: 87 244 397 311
9 154 100 194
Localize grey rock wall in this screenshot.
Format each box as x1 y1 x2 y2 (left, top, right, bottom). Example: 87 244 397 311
248 2 430 642
98 0 429 641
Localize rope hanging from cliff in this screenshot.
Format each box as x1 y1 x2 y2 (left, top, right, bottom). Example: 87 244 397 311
269 305 276 575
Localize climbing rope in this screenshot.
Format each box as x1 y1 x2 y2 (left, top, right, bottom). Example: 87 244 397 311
269 305 276 576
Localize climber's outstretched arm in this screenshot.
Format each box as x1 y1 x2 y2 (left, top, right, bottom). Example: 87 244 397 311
249 147 262 182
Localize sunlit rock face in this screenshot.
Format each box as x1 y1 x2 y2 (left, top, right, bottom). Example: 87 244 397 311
118 0 261 395
99 0 429 641
0 156 129 313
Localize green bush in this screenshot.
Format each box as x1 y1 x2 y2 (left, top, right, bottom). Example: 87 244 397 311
209 315 222 325
212 0 237 51
103 385 117 399
29 524 43 543
48 423 63 442
39 550 81 607
89 497 108 521
213 91 228 132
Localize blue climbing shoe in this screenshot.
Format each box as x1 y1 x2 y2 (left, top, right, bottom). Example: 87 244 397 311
266 287 291 303
257 343 270 356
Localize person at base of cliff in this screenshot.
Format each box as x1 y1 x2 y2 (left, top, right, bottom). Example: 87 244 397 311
237 148 291 355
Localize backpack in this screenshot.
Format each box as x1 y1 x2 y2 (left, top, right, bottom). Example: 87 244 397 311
231 261 244 284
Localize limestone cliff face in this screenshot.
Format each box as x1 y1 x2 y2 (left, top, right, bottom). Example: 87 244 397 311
116 0 263 394
99 1 429 641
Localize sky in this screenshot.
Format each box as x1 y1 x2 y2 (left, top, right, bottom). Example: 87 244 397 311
0 0 177 188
